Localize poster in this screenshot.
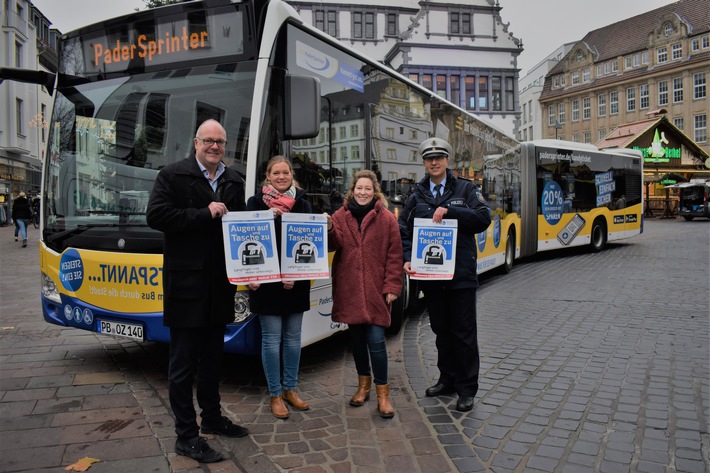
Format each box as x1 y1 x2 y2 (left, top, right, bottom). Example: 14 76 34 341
222 211 281 284
410 218 458 280
280 213 330 280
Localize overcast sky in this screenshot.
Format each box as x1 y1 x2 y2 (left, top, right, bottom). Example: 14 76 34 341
32 0 676 76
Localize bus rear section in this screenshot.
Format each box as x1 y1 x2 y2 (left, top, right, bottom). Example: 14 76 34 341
517 141 644 256
675 181 710 220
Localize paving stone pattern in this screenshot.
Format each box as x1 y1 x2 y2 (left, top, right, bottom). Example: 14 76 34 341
0 218 707 472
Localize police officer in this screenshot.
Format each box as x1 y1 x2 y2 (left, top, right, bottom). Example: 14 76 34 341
399 137 491 412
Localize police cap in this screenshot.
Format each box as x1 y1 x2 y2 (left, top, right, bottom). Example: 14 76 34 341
419 138 451 160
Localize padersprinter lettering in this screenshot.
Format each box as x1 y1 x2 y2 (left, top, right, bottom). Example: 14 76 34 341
93 28 208 67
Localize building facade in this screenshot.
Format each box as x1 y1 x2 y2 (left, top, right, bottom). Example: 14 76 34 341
518 43 575 142
539 0 709 159
286 0 523 137
0 0 59 205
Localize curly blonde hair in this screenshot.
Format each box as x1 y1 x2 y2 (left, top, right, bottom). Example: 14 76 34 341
344 170 388 208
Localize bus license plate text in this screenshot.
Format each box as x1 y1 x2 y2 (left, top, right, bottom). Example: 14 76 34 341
98 320 144 341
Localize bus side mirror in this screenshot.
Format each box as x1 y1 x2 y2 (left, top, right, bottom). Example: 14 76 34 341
0 67 56 95
284 74 320 139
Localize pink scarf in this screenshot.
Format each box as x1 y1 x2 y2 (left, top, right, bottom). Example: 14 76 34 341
262 184 296 212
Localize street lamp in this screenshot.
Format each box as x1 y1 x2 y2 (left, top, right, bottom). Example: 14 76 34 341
552 120 563 139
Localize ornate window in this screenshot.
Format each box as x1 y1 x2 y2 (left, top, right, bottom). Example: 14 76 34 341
315 10 337 37
386 13 397 36
663 22 673 37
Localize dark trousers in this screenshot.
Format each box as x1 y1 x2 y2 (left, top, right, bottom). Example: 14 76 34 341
168 326 225 440
348 324 388 386
423 287 480 397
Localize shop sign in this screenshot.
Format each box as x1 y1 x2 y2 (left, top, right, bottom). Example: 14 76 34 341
633 129 681 163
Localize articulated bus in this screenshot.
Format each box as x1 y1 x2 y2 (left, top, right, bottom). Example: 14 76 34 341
480 141 643 275
1 0 642 355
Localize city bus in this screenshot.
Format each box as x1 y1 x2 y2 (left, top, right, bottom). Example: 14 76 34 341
479 140 643 276
1 0 641 354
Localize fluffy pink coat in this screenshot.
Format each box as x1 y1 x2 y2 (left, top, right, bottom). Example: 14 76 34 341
329 200 403 328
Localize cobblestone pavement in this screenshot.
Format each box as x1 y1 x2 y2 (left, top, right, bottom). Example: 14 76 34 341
0 218 708 472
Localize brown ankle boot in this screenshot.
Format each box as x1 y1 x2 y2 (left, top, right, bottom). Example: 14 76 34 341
282 389 309 411
270 395 289 419
350 375 372 407
376 384 394 418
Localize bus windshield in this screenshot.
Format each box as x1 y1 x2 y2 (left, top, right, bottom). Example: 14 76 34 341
41 1 256 252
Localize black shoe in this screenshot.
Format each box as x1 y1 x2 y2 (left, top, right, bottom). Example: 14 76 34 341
22 239 27 247
425 382 456 397
175 436 225 463
201 416 249 438
456 396 475 412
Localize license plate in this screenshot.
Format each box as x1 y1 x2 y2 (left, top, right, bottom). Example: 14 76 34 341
97 319 144 341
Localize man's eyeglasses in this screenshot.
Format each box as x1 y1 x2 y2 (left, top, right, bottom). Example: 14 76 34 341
196 137 227 147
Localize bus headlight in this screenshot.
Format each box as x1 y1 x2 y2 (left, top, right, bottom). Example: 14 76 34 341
41 273 61 303
233 289 252 324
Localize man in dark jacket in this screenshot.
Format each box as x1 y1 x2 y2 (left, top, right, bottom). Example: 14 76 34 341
147 119 247 463
399 137 491 412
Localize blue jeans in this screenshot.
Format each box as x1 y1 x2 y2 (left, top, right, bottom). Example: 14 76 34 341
15 219 27 240
258 313 303 396
348 324 388 386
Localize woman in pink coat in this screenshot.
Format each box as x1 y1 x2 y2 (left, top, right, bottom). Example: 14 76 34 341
327 170 403 418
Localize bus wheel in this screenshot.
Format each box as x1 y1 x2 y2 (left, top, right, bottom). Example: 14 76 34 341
386 274 420 335
501 228 515 274
388 298 404 335
590 218 607 252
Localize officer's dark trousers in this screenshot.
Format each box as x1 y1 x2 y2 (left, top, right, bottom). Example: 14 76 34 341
168 326 224 440
423 287 480 397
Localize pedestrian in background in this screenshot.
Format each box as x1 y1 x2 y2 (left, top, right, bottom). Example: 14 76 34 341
11 192 31 247
328 170 403 418
247 155 312 419
399 137 491 412
147 119 248 463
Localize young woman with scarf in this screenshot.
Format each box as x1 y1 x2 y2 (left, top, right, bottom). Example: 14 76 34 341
327 170 403 418
247 155 312 419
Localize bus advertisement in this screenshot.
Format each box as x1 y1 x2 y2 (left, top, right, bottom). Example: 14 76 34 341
1 0 642 355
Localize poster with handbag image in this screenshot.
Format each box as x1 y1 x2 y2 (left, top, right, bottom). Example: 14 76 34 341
280 213 329 280
222 211 281 284
410 218 457 280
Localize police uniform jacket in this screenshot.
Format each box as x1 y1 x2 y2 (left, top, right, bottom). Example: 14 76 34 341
399 169 491 290
147 156 246 327
246 188 312 315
